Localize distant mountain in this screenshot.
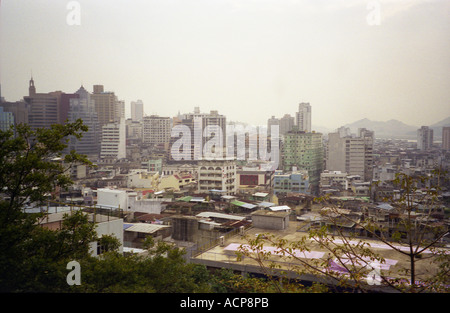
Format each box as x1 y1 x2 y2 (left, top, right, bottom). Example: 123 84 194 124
343 118 418 139
431 116 450 127
340 117 450 139
312 124 334 135
430 117 450 137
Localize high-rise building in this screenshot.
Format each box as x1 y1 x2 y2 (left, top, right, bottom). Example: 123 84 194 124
170 108 226 162
358 128 374 182
60 93 80 124
100 118 126 160
442 127 450 151
67 86 101 158
279 114 295 136
24 77 59 130
142 115 172 145
417 126 433 150
131 100 144 121
23 77 78 129
295 102 311 133
282 128 323 194
0 101 29 126
267 116 279 131
91 85 123 127
326 128 374 182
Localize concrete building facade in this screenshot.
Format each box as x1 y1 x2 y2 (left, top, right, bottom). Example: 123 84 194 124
295 102 311 133
100 118 126 159
130 99 144 121
443 127 450 151
327 129 374 182
198 159 237 195
0 106 14 131
273 170 310 195
67 86 101 158
143 115 172 145
417 126 433 150
91 85 122 127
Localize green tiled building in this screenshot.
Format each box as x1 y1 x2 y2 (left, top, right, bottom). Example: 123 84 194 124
282 129 323 195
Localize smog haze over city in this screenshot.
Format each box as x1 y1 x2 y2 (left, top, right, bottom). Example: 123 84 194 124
1 0 449 129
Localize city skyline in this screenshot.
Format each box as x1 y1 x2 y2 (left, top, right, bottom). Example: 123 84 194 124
1 0 450 129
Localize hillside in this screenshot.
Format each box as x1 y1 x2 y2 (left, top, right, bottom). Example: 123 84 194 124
343 118 418 138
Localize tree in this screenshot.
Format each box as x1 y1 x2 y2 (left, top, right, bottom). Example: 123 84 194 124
237 171 449 293
0 120 93 292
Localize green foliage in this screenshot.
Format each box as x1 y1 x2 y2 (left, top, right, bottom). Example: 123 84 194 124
0 120 93 292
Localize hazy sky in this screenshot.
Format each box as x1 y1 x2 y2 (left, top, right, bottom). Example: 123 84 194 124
1 0 449 129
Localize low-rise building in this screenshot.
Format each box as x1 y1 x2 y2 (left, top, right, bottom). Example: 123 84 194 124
320 170 349 190
251 210 290 230
273 169 310 195
197 159 237 195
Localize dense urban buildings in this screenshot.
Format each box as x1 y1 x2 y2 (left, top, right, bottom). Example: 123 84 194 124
24 77 73 130
170 108 227 162
1 80 449 293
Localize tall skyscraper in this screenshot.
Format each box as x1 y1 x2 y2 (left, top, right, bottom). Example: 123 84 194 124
442 127 450 151
417 126 433 150
91 85 123 127
67 86 101 158
282 128 323 194
131 100 144 121
296 102 311 133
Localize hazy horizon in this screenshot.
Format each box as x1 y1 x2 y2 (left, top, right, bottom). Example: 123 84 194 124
1 0 449 129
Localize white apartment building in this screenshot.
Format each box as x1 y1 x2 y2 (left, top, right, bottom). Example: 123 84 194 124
198 159 237 195
143 115 172 145
100 118 126 159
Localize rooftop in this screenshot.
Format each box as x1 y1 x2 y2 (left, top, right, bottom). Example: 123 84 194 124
191 220 449 290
